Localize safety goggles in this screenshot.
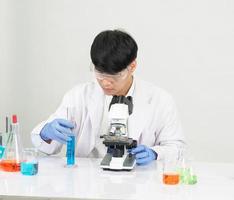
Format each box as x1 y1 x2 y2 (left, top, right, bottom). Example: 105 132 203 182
90 64 130 82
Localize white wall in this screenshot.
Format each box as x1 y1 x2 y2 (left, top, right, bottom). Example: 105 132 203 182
0 0 234 162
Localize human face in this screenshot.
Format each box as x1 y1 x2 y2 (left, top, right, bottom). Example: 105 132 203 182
94 66 133 96
94 67 129 82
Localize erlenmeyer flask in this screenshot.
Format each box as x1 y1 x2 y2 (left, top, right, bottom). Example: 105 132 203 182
0 115 22 172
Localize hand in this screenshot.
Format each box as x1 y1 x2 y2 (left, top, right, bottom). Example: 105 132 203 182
40 119 75 144
130 145 157 165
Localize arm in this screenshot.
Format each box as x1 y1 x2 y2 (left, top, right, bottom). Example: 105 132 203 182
31 86 83 155
131 93 186 164
151 94 186 161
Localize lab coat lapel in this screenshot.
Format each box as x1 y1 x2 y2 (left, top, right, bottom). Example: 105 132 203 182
128 80 151 141
87 82 104 150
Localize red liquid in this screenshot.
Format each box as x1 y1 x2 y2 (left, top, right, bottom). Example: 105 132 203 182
0 160 20 172
163 173 180 185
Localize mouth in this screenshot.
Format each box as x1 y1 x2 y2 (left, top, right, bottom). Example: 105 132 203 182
103 88 114 94
103 88 113 91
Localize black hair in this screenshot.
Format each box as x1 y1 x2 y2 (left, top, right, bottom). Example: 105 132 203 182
90 29 138 74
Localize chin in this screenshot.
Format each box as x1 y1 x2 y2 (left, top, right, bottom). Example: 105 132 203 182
103 89 116 96
104 91 115 96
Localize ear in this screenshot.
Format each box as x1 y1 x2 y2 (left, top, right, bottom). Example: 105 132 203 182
129 60 137 73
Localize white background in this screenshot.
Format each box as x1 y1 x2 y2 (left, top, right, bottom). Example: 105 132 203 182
0 0 233 162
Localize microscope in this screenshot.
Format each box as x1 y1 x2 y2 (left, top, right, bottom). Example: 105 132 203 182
100 96 137 171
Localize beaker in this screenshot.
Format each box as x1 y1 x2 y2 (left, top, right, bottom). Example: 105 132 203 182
162 154 180 185
20 148 38 175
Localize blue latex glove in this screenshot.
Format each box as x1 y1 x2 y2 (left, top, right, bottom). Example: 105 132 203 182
40 119 75 144
130 145 158 165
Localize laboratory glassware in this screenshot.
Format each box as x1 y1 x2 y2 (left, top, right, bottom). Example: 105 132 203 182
0 115 23 172
65 107 77 168
21 148 38 175
177 147 197 185
0 117 10 159
162 153 180 185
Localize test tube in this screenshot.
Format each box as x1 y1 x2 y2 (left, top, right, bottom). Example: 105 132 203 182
0 132 2 146
67 136 75 165
66 107 76 167
6 116 9 133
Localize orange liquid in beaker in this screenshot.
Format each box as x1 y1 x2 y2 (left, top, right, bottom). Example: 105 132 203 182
0 160 20 172
163 173 180 185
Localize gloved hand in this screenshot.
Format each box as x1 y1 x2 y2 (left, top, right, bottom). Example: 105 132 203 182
40 119 75 144
130 145 158 165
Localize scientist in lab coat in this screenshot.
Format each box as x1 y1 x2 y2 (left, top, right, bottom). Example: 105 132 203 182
31 29 185 165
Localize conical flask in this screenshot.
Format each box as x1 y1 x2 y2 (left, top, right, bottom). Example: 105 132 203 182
0 115 22 172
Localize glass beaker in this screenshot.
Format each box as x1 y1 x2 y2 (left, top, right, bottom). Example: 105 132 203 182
20 148 38 176
162 155 180 185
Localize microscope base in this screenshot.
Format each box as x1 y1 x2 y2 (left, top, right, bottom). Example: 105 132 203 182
100 153 136 171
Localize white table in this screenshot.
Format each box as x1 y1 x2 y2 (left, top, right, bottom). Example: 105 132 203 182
0 156 234 200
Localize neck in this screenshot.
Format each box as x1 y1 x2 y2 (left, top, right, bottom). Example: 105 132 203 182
118 76 133 96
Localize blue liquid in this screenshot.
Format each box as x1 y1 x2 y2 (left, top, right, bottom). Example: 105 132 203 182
20 162 38 175
0 145 5 159
66 136 75 165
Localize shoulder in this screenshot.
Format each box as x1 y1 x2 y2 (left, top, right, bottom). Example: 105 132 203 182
65 81 98 96
136 78 173 102
135 79 178 115
62 81 101 103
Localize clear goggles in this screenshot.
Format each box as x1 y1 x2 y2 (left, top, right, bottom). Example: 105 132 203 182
90 64 130 82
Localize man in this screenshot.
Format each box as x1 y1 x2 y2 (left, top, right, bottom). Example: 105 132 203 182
31 29 185 165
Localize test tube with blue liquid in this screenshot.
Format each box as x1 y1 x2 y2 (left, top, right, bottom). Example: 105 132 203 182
66 107 77 167
67 135 75 165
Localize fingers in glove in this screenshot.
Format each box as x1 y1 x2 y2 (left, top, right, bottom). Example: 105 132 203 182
57 119 75 129
135 151 148 159
53 129 72 144
131 145 146 154
136 157 151 165
55 124 75 137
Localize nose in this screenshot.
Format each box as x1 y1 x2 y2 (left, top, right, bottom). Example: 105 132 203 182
100 79 112 88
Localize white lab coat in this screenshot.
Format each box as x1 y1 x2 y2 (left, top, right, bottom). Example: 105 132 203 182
31 77 185 160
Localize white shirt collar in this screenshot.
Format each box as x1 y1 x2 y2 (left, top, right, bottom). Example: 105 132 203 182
126 76 135 97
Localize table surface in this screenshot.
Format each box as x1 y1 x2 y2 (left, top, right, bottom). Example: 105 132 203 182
0 156 234 200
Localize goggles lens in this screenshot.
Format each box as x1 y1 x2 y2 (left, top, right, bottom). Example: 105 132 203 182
93 67 129 81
